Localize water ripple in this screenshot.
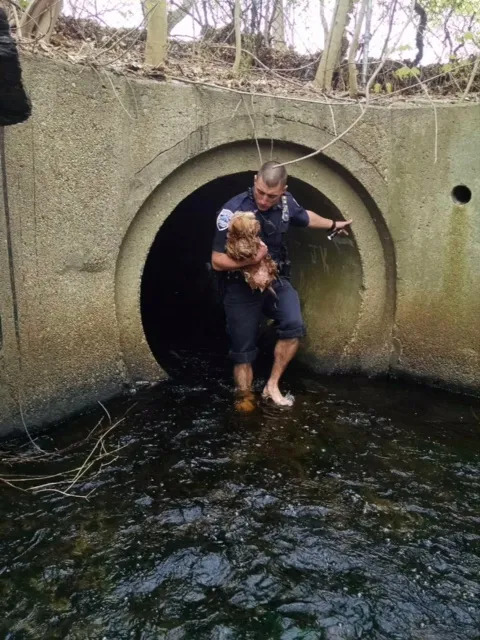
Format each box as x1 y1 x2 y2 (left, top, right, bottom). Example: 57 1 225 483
1 372 479 639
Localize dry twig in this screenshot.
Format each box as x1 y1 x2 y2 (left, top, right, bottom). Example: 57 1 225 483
0 411 128 499
463 54 480 100
242 95 263 164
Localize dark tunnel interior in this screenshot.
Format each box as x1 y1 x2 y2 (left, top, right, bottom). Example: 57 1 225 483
140 172 341 376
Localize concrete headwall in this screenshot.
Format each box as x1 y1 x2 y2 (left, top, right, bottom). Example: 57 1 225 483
0 54 479 434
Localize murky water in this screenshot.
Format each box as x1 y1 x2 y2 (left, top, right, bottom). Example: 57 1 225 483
1 358 479 639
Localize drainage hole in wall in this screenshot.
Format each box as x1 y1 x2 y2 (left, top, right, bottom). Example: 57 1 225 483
451 185 472 205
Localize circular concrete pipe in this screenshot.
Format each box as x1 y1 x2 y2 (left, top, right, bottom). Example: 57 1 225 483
116 141 395 382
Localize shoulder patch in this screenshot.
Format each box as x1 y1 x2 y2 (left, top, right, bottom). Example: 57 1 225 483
216 208 234 231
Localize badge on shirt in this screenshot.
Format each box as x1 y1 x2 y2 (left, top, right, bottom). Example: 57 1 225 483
216 208 234 231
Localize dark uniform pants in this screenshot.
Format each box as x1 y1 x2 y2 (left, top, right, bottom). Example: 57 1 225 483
223 276 306 364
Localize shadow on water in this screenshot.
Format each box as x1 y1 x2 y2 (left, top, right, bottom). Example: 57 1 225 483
1 353 480 639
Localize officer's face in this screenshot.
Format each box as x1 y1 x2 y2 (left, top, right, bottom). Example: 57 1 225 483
253 176 286 211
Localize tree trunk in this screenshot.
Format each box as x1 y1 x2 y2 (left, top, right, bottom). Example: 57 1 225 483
271 0 286 50
361 0 372 84
314 0 351 91
0 1 13 23
145 0 168 67
348 0 367 97
20 0 63 41
232 0 241 74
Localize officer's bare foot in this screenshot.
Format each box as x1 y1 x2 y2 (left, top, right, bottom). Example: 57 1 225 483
234 389 256 413
262 384 294 407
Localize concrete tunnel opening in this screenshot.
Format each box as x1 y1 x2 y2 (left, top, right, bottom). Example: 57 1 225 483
140 171 363 375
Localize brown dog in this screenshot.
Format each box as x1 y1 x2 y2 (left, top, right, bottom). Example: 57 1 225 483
226 211 278 293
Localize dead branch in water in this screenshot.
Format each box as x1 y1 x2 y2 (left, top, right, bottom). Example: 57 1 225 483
0 404 133 499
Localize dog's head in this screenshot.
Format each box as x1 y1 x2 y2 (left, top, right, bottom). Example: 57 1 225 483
228 211 260 239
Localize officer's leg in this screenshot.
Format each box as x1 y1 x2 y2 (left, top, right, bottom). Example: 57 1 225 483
262 278 306 406
223 281 263 410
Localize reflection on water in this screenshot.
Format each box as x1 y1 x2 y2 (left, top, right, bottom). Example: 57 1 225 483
1 358 479 639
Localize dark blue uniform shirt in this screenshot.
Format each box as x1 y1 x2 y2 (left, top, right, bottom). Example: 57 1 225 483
212 189 309 264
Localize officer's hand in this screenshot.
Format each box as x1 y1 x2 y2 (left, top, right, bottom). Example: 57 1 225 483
336 219 353 236
252 242 268 264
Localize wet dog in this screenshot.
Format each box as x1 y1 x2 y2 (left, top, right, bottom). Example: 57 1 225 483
226 211 278 293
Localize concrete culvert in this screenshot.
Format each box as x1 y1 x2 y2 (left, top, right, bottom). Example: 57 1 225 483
140 171 363 375
117 143 394 384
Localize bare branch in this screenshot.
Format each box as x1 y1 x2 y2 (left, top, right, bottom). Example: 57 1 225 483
413 1 427 66
232 0 241 74
242 94 263 163
0 412 128 500
319 0 328 44
168 0 195 34
348 0 367 98
463 54 480 100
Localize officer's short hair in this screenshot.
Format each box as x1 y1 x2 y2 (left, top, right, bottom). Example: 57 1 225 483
257 161 287 187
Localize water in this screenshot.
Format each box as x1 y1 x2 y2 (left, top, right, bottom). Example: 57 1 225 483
1 358 479 639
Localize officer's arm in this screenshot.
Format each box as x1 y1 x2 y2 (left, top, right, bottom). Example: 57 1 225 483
306 210 353 232
211 245 267 271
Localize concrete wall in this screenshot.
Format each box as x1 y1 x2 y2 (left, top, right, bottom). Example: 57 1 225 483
0 54 479 434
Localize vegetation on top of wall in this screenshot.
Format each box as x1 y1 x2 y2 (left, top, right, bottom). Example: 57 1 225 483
9 11 479 101
2 0 479 169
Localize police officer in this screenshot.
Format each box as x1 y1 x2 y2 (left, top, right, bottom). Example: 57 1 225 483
211 161 352 409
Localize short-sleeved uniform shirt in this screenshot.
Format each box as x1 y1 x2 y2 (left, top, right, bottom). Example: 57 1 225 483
212 189 309 265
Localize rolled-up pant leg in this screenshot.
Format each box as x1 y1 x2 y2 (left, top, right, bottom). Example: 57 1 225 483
263 277 306 340
223 281 264 364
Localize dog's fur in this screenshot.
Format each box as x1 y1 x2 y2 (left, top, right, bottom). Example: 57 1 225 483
226 211 278 293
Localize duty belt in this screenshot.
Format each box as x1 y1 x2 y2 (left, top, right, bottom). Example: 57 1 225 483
225 270 243 281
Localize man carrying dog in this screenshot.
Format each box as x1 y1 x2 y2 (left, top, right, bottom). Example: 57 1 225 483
211 161 352 410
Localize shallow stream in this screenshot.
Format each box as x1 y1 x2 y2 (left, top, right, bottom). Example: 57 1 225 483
1 358 479 639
